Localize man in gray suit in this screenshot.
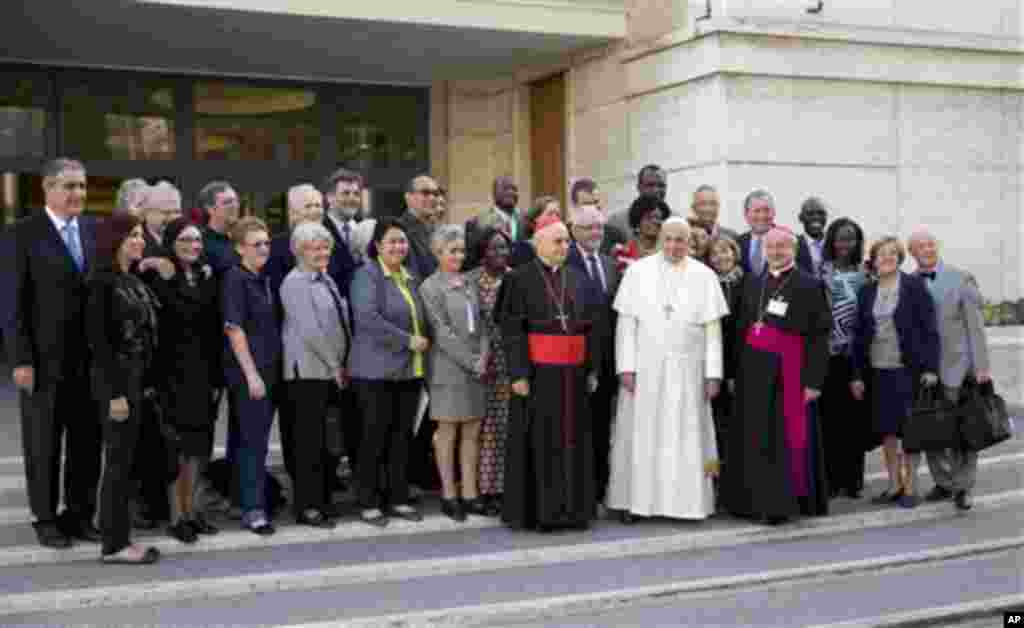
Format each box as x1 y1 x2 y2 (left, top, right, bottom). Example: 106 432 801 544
908 228 992 511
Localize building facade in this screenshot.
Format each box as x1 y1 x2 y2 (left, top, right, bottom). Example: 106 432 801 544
2 0 1021 302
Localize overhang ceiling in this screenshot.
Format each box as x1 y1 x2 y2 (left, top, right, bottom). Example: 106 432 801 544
1 1 622 84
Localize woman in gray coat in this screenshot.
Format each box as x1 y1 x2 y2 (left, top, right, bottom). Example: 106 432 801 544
420 225 489 522
349 217 431 527
279 222 351 528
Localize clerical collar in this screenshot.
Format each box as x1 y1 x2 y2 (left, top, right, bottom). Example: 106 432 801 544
768 262 795 278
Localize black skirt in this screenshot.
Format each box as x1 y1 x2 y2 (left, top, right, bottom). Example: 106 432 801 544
871 367 914 439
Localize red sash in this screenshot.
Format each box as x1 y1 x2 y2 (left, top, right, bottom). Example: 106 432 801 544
528 334 586 366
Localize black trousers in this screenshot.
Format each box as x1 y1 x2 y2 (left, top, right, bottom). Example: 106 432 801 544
98 391 143 555
352 379 421 509
590 372 617 503
20 377 100 524
131 396 175 522
820 355 867 495
282 379 332 516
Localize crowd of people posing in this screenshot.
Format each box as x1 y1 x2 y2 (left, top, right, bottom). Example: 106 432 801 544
6 159 992 565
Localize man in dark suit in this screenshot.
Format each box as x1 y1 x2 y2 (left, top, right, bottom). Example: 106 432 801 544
465 176 523 247
689 184 738 241
607 165 668 244
398 175 442 281
7 158 102 548
569 177 628 255
736 189 778 276
567 204 621 509
796 197 828 277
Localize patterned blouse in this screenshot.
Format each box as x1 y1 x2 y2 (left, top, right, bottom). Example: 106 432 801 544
475 269 510 386
821 261 867 357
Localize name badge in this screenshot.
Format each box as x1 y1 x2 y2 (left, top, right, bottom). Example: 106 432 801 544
466 301 476 335
767 298 789 317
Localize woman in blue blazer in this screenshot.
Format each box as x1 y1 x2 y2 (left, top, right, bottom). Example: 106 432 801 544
850 237 939 509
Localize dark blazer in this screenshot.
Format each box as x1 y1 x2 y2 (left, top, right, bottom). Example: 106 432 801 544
566 243 620 376
320 217 359 298
348 260 431 381
397 211 437 281
86 270 158 402
509 240 537 268
851 272 940 379
796 235 815 277
265 232 296 317
736 231 754 275
7 211 97 384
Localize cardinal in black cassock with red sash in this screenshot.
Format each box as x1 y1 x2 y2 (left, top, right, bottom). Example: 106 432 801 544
498 215 600 531
723 227 832 524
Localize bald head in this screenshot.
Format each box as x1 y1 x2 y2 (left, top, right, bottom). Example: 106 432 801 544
571 204 605 254
764 227 798 271
287 183 324 229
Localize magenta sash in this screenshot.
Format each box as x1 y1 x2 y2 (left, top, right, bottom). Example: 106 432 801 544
745 323 808 496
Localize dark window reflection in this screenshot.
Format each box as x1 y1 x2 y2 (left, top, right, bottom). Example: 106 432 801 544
337 92 425 171
0 73 48 159
194 83 319 164
62 78 176 160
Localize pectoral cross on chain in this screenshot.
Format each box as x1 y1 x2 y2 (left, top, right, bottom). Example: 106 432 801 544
663 304 674 318
555 312 569 333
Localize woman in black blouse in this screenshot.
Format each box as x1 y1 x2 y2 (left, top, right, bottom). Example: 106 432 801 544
151 217 223 543
87 213 165 564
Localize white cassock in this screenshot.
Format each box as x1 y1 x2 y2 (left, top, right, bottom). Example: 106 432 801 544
606 254 729 519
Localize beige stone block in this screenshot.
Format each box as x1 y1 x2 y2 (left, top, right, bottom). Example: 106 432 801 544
724 76 898 166
626 0 688 45
572 102 631 183
572 51 627 113
430 83 449 188
898 86 1015 169
628 75 722 172
449 88 515 137
492 132 516 182
448 135 496 208
625 34 721 97
666 164 728 217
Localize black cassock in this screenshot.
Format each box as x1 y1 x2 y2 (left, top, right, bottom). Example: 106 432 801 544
498 260 601 531
722 267 832 522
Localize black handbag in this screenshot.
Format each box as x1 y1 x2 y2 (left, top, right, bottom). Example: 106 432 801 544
902 385 960 452
958 379 1012 452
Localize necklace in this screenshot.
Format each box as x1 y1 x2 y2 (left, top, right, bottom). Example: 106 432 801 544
535 260 570 332
754 269 795 332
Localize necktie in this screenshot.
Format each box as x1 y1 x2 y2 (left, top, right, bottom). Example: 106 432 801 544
342 221 351 246
921 271 936 281
750 236 764 275
587 254 606 294
63 221 84 271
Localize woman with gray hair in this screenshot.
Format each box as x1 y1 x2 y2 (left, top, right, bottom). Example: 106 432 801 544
279 221 352 528
419 225 489 522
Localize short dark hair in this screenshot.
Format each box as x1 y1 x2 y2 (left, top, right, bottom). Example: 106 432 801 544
366 216 408 259
636 164 664 185
322 168 364 195
800 196 827 217
570 178 597 205
464 225 512 271
41 158 85 180
197 181 234 211
822 217 865 265
230 216 268 245
743 189 775 213
628 196 671 230
95 213 139 271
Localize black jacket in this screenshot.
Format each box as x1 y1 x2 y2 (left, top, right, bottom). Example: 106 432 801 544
851 272 940 379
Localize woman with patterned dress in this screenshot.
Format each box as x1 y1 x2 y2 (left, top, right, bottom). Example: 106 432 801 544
466 226 513 516
817 218 870 498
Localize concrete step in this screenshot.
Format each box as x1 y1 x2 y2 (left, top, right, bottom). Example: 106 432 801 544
7 501 1023 626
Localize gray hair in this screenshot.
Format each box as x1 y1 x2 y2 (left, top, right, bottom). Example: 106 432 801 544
41 158 85 180
743 188 775 212
430 224 465 257
145 180 182 207
287 183 320 211
197 180 234 210
290 221 335 258
115 178 149 212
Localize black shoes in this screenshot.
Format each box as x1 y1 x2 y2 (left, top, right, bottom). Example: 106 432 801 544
296 509 337 529
441 498 466 522
463 497 489 517
167 520 198 544
954 490 973 511
189 514 219 536
925 486 954 502
59 515 102 543
33 522 71 549
619 510 635 525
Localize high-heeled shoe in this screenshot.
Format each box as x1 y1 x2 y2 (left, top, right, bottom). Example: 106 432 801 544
440 498 466 522
167 520 198 544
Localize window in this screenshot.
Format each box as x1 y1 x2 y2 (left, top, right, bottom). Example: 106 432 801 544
0 73 48 159
194 83 319 164
337 91 426 171
61 77 176 160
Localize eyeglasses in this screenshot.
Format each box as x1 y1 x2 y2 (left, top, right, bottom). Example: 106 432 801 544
415 189 440 197
176 236 202 244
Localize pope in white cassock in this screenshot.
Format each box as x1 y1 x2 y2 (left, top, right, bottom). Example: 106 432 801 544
606 217 729 522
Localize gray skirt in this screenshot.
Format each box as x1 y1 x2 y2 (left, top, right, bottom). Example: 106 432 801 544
430 381 487 423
